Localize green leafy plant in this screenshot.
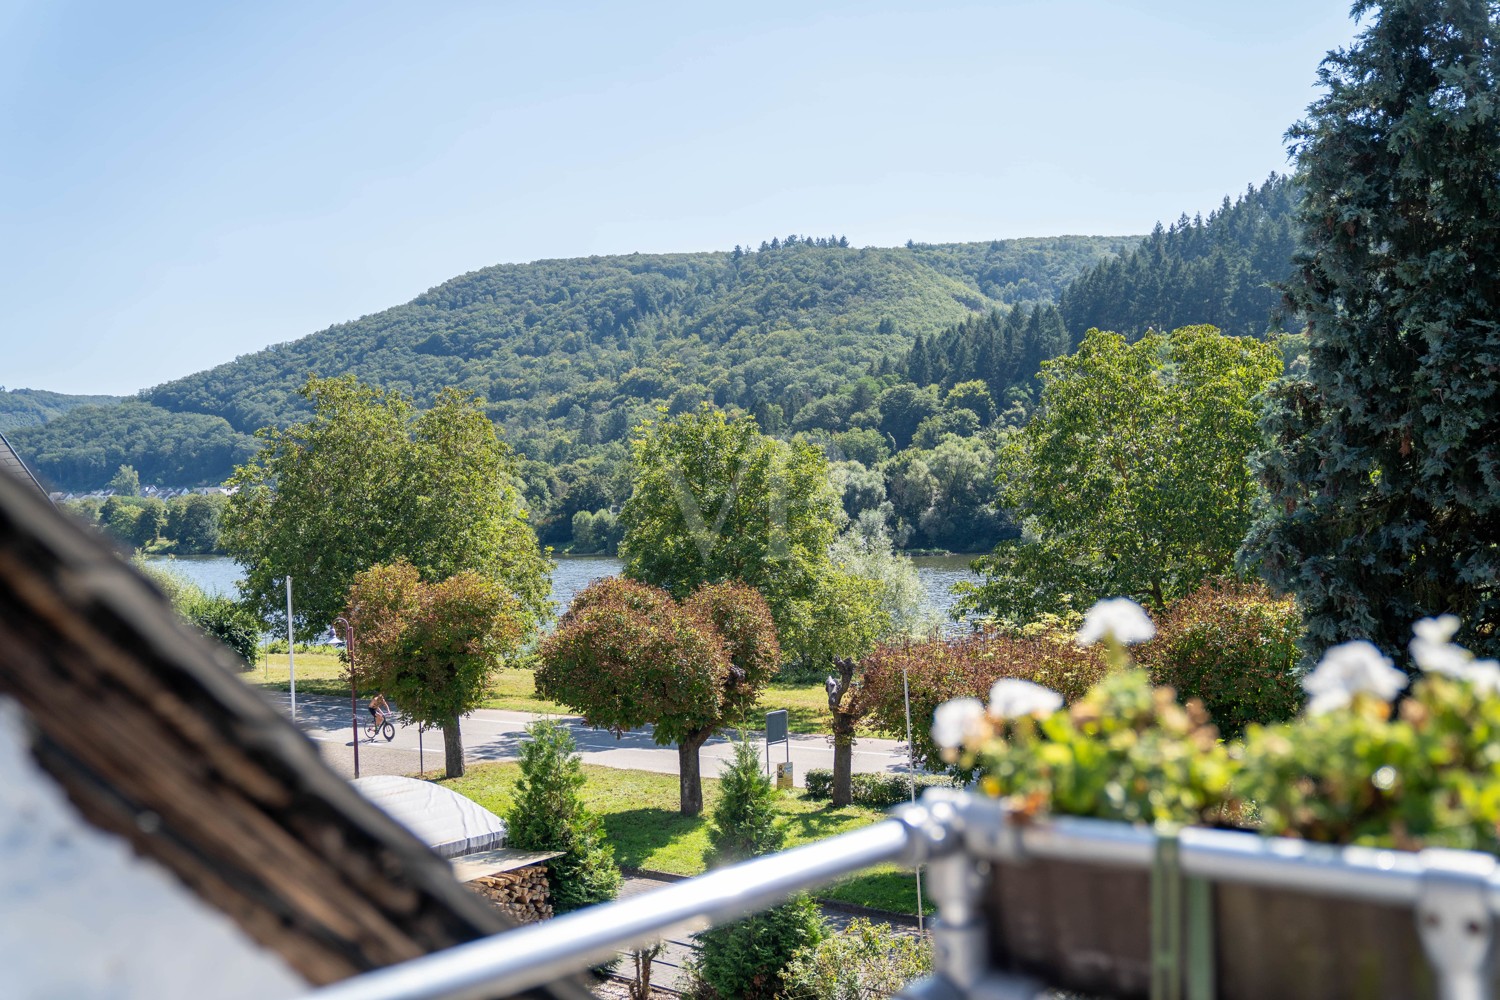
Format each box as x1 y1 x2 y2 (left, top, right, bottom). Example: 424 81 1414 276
1140 579 1303 736
507 720 621 911
782 917 932 1000
946 598 1500 856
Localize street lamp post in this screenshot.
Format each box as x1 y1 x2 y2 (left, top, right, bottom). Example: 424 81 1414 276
334 615 358 779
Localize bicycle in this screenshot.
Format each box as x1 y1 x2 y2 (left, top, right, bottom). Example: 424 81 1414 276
364 712 396 742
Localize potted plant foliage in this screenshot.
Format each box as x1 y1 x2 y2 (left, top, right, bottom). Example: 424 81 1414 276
934 601 1500 1000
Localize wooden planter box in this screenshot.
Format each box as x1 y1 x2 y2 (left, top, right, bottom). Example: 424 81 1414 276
984 852 1465 1000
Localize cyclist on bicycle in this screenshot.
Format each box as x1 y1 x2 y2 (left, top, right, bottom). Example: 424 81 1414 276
369 692 392 727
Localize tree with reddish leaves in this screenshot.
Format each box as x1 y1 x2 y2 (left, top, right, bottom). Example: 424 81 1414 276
538 578 779 816
348 561 525 778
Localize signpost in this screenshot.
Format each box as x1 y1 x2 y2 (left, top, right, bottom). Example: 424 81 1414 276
765 709 791 788
285 576 296 721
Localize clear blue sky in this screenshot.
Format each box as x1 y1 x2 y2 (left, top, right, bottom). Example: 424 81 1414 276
1 1 1359 396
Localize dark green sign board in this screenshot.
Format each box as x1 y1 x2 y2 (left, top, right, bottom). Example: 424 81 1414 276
765 709 789 746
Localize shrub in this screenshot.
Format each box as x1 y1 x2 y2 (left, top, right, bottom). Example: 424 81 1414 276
782 917 932 1000
707 739 784 867
1239 669 1500 853
849 772 957 809
804 768 833 800
970 669 1237 827
135 559 260 668
804 768 955 807
946 602 1500 853
693 728 822 1000
507 720 621 911
1141 580 1303 736
187 593 262 668
861 630 1109 770
691 894 826 1000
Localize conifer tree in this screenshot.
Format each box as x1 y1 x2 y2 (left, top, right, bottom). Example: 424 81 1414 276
692 738 823 1000
1243 0 1500 661
507 720 622 911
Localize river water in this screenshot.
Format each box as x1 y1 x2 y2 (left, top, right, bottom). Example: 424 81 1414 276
146 553 981 627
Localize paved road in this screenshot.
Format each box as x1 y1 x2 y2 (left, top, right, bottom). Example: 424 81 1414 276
265 691 919 785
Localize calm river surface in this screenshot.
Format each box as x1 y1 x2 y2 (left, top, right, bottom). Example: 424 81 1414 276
147 553 981 626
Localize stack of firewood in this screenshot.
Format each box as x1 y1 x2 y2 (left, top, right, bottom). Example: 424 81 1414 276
468 864 554 924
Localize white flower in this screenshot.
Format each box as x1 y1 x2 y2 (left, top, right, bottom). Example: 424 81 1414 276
1303 640 1408 715
1076 597 1156 647
1410 614 1482 675
1413 615 1461 646
931 698 985 750
988 679 1063 720
1462 659 1500 696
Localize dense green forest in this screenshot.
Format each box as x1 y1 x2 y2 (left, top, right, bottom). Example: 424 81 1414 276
8 401 258 489
9 193 1301 553
11 236 1128 546
0 387 122 432
1058 175 1298 340
137 235 1129 442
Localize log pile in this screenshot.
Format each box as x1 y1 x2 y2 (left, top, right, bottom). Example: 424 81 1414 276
469 863 554 924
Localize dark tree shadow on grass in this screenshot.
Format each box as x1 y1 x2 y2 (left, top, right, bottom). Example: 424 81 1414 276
603 807 705 869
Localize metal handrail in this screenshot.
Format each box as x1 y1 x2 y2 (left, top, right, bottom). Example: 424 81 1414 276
307 810 952 1000
310 790 1500 1000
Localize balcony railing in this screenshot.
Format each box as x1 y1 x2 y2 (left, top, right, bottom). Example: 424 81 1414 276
309 789 1500 1000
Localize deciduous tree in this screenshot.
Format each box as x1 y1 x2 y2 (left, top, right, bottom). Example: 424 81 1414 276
536 577 778 815
619 405 841 668
224 376 549 639
347 561 526 777
964 326 1280 623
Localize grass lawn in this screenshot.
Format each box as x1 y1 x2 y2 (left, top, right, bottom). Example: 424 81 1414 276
479 668 838 735
247 651 351 696
442 762 932 916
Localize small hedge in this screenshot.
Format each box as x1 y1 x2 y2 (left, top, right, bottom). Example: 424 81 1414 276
803 768 956 809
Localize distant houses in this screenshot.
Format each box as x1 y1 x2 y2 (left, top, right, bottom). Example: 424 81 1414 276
49 484 236 503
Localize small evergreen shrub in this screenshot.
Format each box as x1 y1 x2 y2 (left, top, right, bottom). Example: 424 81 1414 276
691 894 826 1000
507 720 621 911
1141 580 1303 736
707 739 784 867
782 917 932 1000
693 736 824 999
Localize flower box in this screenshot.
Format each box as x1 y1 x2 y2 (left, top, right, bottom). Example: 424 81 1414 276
982 841 1455 1000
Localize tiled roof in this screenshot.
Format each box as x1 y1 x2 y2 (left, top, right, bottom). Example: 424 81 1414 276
0 432 47 499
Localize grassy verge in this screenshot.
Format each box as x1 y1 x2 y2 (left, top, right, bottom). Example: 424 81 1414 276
476 668 838 734
247 651 351 696
441 762 931 916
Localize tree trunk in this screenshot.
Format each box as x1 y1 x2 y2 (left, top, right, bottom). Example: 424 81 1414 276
832 723 855 808
443 714 465 778
677 729 711 816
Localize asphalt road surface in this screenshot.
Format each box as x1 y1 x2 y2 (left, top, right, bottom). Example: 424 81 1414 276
264 691 919 784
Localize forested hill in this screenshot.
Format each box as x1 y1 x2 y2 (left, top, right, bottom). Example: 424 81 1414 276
140 236 1130 442
12 235 1130 493
0 388 123 433
1058 175 1299 340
